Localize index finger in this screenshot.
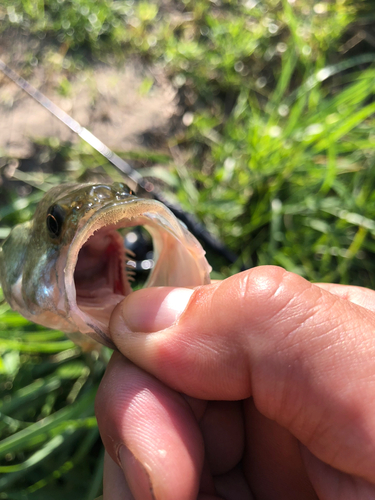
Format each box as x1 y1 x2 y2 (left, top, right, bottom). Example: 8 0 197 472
315 283 375 312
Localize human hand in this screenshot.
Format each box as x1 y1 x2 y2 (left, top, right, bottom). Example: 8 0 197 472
95 266 375 499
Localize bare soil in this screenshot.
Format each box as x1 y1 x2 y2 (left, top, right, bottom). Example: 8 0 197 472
0 32 177 159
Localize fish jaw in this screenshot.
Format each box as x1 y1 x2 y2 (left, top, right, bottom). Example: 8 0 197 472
64 198 211 347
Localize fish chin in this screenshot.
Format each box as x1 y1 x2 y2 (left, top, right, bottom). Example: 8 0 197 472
64 199 211 347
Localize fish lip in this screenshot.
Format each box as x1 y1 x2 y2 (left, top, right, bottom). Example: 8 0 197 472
63 197 185 347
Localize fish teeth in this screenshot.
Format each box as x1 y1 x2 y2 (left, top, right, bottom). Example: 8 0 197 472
125 247 136 258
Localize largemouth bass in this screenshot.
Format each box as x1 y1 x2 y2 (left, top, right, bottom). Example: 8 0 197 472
0 183 211 348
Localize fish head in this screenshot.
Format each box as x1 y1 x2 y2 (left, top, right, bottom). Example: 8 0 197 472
0 183 211 348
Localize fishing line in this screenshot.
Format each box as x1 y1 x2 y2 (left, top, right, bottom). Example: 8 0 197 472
0 59 240 266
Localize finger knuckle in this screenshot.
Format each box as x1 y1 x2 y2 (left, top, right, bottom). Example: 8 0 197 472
234 266 307 322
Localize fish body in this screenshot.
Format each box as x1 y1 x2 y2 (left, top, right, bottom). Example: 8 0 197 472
0 183 211 348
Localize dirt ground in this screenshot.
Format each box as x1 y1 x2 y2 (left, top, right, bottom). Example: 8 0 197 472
0 31 177 159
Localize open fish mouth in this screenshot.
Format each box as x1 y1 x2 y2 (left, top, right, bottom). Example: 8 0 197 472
73 225 131 322
63 199 210 347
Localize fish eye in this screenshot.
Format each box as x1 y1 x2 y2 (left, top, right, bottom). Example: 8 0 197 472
46 204 66 238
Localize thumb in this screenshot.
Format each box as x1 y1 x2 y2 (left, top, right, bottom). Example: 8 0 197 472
109 277 253 400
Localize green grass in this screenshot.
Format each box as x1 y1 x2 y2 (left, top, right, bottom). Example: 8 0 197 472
1 0 375 497
0 296 108 499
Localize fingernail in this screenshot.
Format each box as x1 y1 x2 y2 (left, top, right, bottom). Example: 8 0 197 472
118 287 195 333
118 445 155 500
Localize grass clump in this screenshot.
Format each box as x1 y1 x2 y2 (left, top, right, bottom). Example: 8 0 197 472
180 56 375 287
0 299 107 499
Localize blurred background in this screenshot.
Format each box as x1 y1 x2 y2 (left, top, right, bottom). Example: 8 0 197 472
0 0 374 497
